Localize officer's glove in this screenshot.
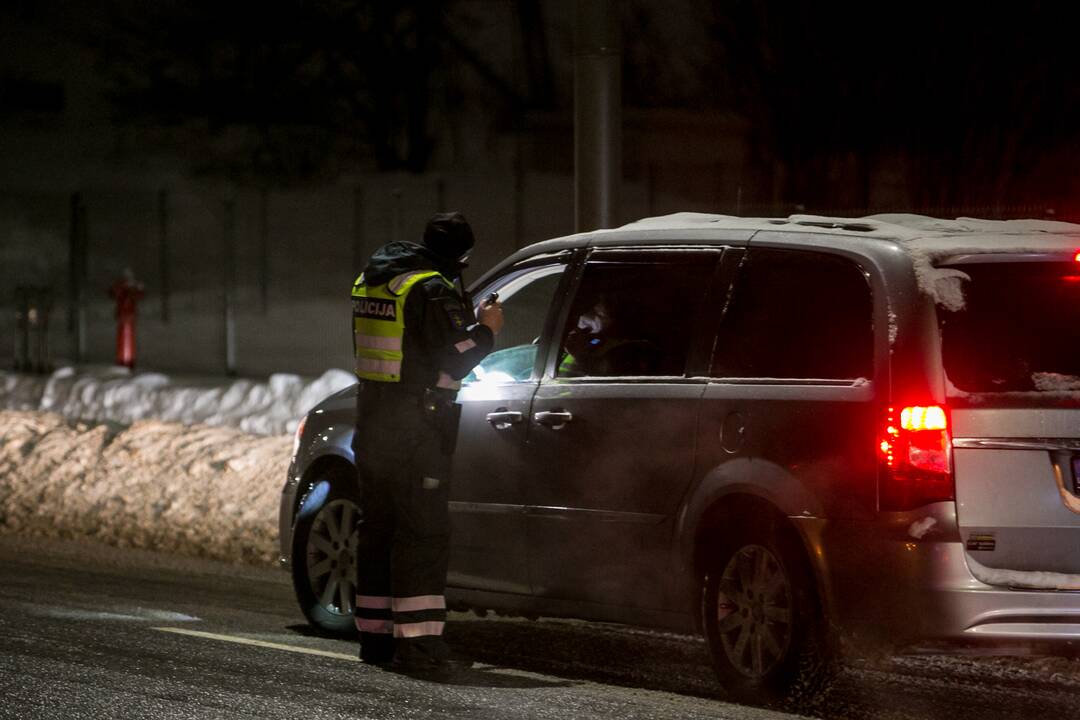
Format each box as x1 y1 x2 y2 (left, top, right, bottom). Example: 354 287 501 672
478 301 504 335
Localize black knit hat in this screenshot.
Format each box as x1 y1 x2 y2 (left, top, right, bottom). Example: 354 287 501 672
423 211 475 262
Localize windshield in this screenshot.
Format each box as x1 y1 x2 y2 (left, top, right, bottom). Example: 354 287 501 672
940 260 1080 397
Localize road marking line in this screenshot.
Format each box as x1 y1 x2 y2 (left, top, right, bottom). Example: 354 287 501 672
152 627 588 687
152 627 359 662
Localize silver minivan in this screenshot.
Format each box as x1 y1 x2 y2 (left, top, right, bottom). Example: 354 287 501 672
280 213 1080 704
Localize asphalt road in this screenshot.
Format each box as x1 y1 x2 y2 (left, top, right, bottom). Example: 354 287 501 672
1 535 1079 720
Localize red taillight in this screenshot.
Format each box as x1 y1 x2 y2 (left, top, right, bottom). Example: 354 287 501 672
879 404 953 510
900 405 947 431
1074 251 1080 262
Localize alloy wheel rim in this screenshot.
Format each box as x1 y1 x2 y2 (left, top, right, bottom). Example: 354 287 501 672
305 498 359 617
715 544 794 678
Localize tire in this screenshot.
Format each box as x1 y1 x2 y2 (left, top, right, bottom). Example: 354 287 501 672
291 478 362 637
701 523 835 707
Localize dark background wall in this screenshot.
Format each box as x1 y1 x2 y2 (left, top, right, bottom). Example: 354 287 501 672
2 1 1077 376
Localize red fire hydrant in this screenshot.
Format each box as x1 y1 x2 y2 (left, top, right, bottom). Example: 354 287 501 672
108 268 145 369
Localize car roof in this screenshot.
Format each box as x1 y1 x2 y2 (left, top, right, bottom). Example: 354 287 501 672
499 211 1080 259
482 212 1080 311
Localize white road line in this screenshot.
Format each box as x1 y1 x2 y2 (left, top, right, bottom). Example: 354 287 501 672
152 627 360 662
152 627 568 685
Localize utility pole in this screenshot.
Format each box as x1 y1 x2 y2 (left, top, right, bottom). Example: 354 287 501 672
222 197 237 376
158 189 170 323
68 193 87 363
574 0 621 232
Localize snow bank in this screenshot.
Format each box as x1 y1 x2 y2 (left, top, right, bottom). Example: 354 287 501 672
0 411 288 564
0 366 355 436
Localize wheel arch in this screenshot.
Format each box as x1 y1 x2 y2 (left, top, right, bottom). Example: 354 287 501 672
289 452 362 638
293 451 359 523
676 458 833 633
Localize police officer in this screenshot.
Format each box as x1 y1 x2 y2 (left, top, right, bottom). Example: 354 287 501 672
350 211 503 672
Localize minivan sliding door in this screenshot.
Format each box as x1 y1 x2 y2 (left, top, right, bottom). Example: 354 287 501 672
523 248 721 612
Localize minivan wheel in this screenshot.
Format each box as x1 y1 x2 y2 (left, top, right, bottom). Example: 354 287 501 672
291 479 361 637
702 526 834 706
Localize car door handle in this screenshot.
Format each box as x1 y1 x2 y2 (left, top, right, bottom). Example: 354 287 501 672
486 410 523 430
534 410 573 429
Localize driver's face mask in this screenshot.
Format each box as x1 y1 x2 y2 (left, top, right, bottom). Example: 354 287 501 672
577 304 610 333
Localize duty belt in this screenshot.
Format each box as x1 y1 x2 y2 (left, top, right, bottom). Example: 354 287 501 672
357 381 456 408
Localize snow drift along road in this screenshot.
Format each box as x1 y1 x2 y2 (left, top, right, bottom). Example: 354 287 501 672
0 411 289 565
0 366 355 436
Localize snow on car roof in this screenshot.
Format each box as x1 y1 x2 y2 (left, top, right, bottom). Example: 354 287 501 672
618 212 1080 309
619 210 1080 244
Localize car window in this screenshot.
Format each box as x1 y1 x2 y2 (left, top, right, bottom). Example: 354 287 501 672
711 249 872 380
940 260 1080 395
556 252 716 379
462 263 565 385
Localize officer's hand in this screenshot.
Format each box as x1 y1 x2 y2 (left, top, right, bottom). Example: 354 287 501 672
478 300 504 335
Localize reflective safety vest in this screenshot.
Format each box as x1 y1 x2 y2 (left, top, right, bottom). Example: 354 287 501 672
351 269 454 382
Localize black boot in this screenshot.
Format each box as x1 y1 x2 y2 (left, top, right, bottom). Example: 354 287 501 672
359 634 394 665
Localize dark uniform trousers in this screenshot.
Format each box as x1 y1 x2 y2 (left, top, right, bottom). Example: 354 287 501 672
352 383 457 664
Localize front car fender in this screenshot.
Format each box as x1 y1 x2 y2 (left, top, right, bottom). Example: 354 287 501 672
278 386 359 568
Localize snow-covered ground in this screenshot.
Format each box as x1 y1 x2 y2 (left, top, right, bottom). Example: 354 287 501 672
2 406 1079 698
0 366 356 565
0 410 288 564
0 365 355 436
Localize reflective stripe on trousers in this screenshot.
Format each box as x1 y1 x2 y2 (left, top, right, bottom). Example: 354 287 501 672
355 594 446 638
356 618 393 634
357 595 392 609
355 594 393 635
394 621 445 639
392 595 445 613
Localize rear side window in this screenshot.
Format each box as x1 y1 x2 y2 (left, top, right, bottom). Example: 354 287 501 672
940 261 1080 394
711 249 872 380
557 251 717 378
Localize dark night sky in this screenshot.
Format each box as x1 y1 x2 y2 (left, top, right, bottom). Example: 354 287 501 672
1 0 1079 374
2 1 1078 214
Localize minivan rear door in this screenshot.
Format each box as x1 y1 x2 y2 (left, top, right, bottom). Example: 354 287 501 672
941 257 1080 578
